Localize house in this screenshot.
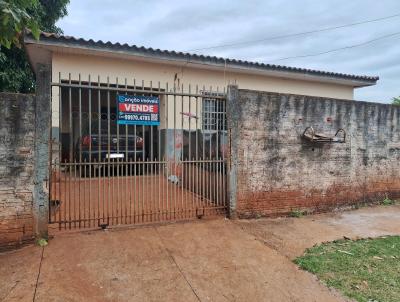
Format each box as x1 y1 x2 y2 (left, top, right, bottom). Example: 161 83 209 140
24 32 378 159
21 32 383 229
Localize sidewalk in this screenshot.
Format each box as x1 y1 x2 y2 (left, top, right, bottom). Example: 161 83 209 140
2 204 399 302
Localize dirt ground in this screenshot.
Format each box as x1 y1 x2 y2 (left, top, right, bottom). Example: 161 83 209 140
49 173 226 228
1 204 399 302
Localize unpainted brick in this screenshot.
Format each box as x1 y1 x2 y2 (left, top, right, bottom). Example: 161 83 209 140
0 93 36 250
234 90 400 217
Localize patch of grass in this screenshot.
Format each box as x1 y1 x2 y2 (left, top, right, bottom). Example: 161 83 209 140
294 236 400 302
36 238 48 247
381 197 395 206
289 209 307 218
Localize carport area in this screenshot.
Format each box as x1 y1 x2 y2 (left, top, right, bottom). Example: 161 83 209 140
48 80 228 229
2 204 400 302
49 170 225 231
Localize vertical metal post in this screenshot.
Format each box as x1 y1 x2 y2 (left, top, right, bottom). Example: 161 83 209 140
78 74 82 228
158 81 161 221
165 82 169 221
107 76 111 225
195 85 199 210
188 85 192 215
57 72 62 229
88 75 92 227
98 76 102 225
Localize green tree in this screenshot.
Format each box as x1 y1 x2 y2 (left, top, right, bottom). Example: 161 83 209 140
0 0 40 48
0 0 69 93
393 97 400 106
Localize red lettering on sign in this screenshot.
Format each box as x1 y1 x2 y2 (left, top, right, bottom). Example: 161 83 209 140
119 103 158 113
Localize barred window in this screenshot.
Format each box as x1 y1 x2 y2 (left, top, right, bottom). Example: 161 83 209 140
202 97 226 131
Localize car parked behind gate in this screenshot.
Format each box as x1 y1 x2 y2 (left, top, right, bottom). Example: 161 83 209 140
75 120 145 162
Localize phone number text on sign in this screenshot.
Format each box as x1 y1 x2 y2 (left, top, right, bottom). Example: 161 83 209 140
117 94 160 126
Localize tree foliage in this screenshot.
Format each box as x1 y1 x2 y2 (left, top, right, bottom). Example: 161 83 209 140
0 0 69 93
28 0 69 35
0 0 40 48
393 97 400 106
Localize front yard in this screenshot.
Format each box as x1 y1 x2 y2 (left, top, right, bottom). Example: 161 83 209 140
295 236 400 302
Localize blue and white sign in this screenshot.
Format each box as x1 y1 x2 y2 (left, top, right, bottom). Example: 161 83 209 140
117 94 160 126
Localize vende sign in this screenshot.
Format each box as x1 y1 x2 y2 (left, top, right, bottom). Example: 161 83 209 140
117 94 160 126
119 103 159 113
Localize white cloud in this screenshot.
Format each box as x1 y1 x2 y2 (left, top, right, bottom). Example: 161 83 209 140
57 0 400 103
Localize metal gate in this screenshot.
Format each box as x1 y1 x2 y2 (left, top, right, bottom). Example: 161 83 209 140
49 74 228 229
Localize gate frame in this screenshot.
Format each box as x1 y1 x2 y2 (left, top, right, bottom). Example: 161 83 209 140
47 75 231 229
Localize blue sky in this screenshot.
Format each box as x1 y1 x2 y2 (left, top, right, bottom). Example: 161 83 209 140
57 0 400 103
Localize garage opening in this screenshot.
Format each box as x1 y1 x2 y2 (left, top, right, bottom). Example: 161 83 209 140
49 76 228 229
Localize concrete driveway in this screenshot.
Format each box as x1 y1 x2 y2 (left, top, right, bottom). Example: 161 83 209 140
237 204 400 259
1 204 400 302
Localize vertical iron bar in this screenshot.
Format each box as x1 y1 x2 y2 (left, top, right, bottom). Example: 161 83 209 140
78 74 82 228
88 75 92 227
68 73 72 228
83 163 86 228
68 159 71 229
165 82 169 221
216 98 220 209
158 81 161 222
98 76 102 225
173 83 177 220
116 77 120 225
113 77 122 224
125 78 129 225
208 86 212 209
107 76 111 225
111 158 114 225
58 72 62 229
195 85 199 211
150 81 153 222
181 84 184 218
141 80 145 223
222 96 226 209
215 92 219 209
133 79 137 224
73 158 77 228
68 74 72 163
188 84 192 217
63 160 66 229
202 86 206 211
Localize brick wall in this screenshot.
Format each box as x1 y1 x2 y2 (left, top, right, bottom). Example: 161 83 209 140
233 89 400 217
0 93 36 250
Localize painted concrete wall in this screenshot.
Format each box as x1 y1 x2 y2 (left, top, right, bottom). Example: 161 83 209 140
231 89 400 217
50 52 355 133
51 52 354 99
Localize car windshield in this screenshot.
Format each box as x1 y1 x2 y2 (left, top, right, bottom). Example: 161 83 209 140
91 120 130 135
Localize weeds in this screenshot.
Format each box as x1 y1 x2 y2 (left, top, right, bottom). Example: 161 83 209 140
289 209 306 218
381 196 395 206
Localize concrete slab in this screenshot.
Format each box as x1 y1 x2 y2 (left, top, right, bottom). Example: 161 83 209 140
0 245 42 302
34 227 198 302
156 219 343 302
2 205 399 302
237 204 400 259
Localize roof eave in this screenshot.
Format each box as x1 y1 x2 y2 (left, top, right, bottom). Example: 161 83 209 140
24 35 379 88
